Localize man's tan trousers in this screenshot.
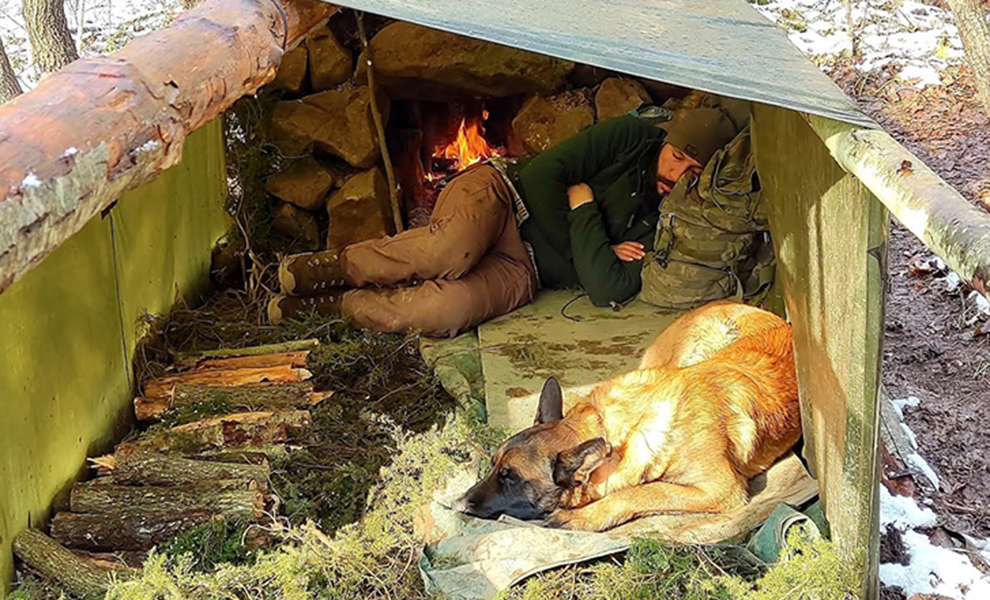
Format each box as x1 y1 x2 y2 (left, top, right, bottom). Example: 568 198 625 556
339 165 537 337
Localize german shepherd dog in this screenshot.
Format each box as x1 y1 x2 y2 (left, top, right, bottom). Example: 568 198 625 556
454 301 801 531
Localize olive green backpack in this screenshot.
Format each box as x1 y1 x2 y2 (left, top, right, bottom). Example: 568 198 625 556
639 125 776 310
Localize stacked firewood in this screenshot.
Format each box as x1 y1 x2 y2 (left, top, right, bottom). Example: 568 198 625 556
12 340 330 597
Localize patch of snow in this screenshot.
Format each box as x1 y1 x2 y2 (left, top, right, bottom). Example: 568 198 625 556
906 451 940 489
136 139 161 153
753 0 965 88
968 291 990 321
20 172 41 188
61 147 79 158
880 485 937 531
881 530 990 600
892 395 921 419
900 422 919 450
944 271 962 293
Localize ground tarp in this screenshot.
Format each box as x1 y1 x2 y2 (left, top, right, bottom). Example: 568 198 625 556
322 0 875 129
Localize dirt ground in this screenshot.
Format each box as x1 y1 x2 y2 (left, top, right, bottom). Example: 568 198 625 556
829 61 990 597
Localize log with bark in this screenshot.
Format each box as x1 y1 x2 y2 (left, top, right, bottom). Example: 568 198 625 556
141 364 313 404
136 380 331 421
12 529 111 596
0 0 338 296
51 510 214 551
71 549 147 573
70 480 264 520
131 410 311 454
110 444 271 490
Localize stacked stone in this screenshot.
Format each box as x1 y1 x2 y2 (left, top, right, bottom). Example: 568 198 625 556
266 18 668 252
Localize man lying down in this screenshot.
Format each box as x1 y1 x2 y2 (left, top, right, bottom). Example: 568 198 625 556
268 107 737 338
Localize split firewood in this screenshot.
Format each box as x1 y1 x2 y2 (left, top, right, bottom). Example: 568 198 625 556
174 339 320 368
130 410 311 454
70 480 264 520
12 529 112 596
111 445 270 490
51 510 214 551
135 381 332 421
141 365 313 403
178 350 310 372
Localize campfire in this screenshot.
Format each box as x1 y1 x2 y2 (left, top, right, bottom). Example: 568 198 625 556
427 111 503 181
389 100 512 226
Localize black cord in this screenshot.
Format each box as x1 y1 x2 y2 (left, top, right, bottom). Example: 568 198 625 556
560 293 588 322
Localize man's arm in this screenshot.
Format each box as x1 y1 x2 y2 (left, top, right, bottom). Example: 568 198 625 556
567 186 650 307
515 116 655 257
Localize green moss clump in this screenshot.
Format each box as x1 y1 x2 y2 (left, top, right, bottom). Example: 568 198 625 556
158 519 257 572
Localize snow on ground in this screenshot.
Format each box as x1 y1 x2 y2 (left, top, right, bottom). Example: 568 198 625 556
751 0 966 87
881 486 990 600
0 0 181 90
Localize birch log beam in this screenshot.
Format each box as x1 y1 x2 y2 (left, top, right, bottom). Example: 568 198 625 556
809 116 990 297
0 0 339 294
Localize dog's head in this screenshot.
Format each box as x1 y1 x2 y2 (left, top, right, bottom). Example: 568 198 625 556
453 377 611 521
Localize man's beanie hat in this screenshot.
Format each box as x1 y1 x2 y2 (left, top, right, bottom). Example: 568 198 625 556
665 107 737 167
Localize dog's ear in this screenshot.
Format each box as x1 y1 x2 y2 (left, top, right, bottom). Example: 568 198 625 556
553 437 610 488
535 377 564 425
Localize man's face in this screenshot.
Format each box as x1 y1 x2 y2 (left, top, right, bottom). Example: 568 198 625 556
655 144 703 196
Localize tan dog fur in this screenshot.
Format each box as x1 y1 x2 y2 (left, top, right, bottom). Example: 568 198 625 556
455 301 802 532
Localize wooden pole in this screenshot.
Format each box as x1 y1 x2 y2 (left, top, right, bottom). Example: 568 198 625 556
808 116 990 298
356 11 404 234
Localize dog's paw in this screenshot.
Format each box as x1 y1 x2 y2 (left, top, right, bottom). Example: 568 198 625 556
546 508 604 531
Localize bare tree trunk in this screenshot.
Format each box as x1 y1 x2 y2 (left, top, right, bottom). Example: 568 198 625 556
946 0 990 116
75 0 85 54
22 0 79 75
0 37 22 103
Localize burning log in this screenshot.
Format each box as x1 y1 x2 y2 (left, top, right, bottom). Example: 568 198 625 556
110 445 270 490
51 510 214 551
130 410 311 454
135 381 330 422
70 480 264 521
12 529 112 596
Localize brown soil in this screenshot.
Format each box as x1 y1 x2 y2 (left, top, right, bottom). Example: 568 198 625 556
828 59 990 594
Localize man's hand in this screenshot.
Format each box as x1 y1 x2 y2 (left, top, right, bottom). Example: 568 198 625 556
567 183 594 209
611 241 646 262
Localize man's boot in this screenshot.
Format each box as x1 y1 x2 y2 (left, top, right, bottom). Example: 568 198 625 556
278 251 347 296
268 290 346 325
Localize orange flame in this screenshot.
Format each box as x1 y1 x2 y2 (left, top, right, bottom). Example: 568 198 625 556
436 115 500 172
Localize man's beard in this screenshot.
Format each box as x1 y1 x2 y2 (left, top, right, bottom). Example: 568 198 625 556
656 176 676 195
